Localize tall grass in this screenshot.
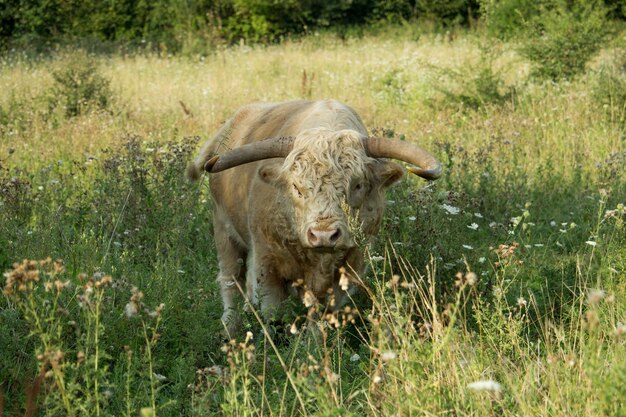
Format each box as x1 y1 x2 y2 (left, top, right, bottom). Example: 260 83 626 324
1 27 624 416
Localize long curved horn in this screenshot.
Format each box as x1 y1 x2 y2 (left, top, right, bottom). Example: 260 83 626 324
204 136 295 173
363 137 442 180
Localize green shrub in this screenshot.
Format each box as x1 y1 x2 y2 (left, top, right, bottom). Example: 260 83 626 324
430 48 517 110
48 52 113 118
519 0 612 81
479 0 538 39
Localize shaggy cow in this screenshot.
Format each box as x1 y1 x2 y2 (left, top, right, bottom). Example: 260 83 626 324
188 99 441 333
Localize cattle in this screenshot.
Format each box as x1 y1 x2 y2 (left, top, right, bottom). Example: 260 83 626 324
187 99 441 333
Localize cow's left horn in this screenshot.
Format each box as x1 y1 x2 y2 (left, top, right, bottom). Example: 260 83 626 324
363 137 442 180
204 136 295 173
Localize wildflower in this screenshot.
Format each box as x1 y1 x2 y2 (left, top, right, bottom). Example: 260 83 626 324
153 373 167 382
467 380 502 393
372 373 382 384
465 272 477 286
303 290 317 308
350 353 361 362
338 267 350 291
381 351 397 362
585 241 597 247
441 204 460 215
462 245 473 250
370 255 384 262
408 216 416 221
550 221 556 227
467 223 479 230
454 272 464 288
245 331 253 342
125 301 139 318
290 322 299 334
386 274 400 289
587 289 605 305
517 296 527 308
474 212 483 218
478 257 486 263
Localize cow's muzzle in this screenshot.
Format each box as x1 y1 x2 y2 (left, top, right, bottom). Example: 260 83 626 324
306 222 347 249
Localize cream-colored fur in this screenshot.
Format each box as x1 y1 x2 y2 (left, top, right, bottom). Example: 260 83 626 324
189 100 403 334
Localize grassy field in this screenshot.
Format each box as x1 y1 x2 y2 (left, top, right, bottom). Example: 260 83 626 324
1 28 625 416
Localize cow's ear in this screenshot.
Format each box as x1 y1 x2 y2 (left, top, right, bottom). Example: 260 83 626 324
257 163 283 186
371 160 404 188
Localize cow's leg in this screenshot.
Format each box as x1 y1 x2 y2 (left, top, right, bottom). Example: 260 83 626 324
248 249 287 321
214 220 246 335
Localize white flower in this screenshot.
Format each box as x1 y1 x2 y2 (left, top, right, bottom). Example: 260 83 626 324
381 351 397 362
408 216 417 221
441 204 460 215
585 241 597 247
489 222 497 228
462 245 473 250
517 297 527 308
370 255 384 262
124 302 138 318
467 380 502 393
153 373 167 382
550 221 556 227
290 323 299 334
534 244 544 247
467 223 479 230
350 353 361 362
587 289 605 305
474 213 483 218
478 257 486 264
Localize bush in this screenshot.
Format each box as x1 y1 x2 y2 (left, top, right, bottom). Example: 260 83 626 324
479 0 538 39
48 52 113 118
518 0 612 81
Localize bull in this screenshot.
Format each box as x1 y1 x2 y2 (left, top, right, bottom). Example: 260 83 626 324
187 99 441 333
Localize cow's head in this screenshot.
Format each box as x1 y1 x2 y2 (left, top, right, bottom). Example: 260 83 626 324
204 129 441 250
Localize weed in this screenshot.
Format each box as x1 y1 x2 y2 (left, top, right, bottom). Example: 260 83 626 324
518 0 612 81
48 51 114 118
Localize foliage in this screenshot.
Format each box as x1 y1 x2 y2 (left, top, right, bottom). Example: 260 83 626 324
47 52 114 118
518 0 612 81
479 0 539 39
429 47 517 110
0 0 481 51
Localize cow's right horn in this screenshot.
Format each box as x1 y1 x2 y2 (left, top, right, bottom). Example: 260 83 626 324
363 137 442 180
204 136 295 173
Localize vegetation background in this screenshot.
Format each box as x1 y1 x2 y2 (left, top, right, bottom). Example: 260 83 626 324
1 0 625 416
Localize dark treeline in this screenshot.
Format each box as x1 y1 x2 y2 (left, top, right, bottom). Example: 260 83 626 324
0 0 623 52
1 0 477 49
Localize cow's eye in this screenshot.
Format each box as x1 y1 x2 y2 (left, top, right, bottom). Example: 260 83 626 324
292 183 303 198
355 183 362 190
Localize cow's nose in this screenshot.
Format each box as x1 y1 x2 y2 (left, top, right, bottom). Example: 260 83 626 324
307 226 342 248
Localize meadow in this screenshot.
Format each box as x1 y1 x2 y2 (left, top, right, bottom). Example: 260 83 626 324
1 27 625 416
